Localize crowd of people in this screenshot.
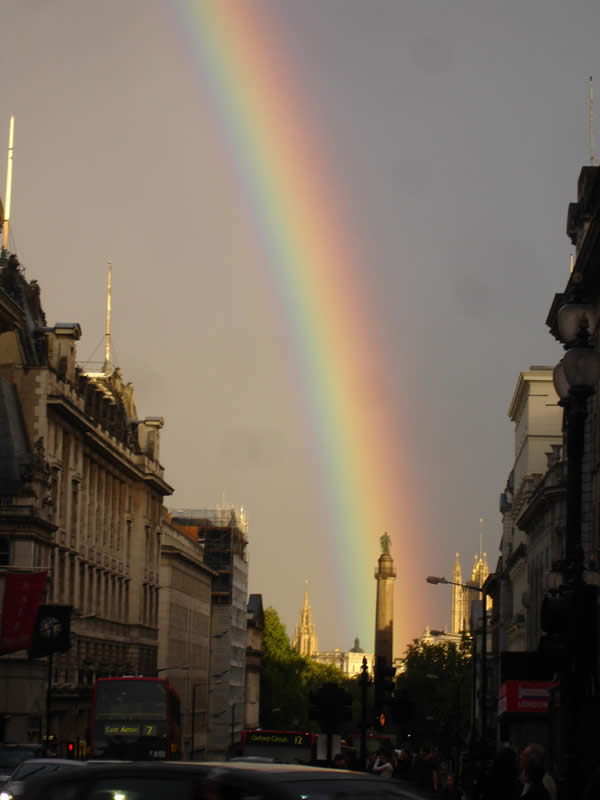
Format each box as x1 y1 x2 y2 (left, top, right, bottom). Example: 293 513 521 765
345 740 559 799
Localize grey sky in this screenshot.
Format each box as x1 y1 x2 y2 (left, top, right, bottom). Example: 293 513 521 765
1 0 598 655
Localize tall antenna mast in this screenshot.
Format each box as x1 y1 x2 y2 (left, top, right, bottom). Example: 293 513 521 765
590 76 595 166
479 517 484 560
103 261 112 372
3 116 15 250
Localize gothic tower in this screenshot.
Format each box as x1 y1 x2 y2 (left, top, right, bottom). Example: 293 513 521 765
451 553 468 633
374 532 396 666
292 582 318 657
450 549 489 634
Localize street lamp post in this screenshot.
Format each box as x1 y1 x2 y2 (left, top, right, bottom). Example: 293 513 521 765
551 291 600 797
426 576 488 744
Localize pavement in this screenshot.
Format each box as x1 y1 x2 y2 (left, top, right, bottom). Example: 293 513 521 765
392 779 439 800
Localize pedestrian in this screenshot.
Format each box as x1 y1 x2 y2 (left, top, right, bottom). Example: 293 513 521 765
519 744 551 799
481 746 520 800
372 751 394 778
441 773 464 800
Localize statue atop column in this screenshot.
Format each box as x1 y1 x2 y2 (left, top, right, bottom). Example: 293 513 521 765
380 531 391 555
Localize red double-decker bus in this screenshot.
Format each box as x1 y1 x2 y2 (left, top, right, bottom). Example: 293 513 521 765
90 677 181 761
241 730 318 764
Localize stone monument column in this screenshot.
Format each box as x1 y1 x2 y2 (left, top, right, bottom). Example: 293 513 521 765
374 532 396 667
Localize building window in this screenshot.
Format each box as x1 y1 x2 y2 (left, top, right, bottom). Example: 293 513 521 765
70 480 79 540
0 540 9 567
145 526 151 564
51 467 60 516
79 564 85 612
127 520 132 563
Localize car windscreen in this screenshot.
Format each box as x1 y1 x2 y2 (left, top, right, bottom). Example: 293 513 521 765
11 762 84 780
0 749 42 772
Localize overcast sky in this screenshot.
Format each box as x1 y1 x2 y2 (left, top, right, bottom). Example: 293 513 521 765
2 0 598 656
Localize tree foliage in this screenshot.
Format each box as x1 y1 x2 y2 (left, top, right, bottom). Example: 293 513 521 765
395 636 472 752
259 607 355 732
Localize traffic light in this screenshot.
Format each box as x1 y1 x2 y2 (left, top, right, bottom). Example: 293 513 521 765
382 666 396 703
392 688 415 723
67 741 75 759
374 659 396 718
541 588 575 637
339 687 353 723
309 690 323 723
540 586 578 668
308 683 352 733
540 584 598 671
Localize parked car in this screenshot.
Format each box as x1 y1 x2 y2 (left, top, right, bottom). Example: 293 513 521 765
0 758 86 799
17 761 416 800
0 746 43 786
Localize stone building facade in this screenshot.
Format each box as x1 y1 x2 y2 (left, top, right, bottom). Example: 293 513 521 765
0 254 172 747
450 551 490 635
170 508 248 759
158 517 214 759
313 638 374 677
557 166 600 572
496 368 564 652
244 593 264 730
484 172 600 754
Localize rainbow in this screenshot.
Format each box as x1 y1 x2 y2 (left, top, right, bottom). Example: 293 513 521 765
171 0 428 651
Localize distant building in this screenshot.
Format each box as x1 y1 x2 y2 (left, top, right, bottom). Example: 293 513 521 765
419 627 465 648
170 507 248 759
313 638 374 676
450 550 490 635
292 582 318 657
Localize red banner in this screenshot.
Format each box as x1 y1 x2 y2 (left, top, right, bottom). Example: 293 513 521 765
0 572 48 655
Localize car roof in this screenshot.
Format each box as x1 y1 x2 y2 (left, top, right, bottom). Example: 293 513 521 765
202 763 370 779
17 759 81 766
20 761 406 800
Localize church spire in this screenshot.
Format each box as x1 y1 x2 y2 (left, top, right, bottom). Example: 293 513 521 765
451 553 464 633
292 580 318 657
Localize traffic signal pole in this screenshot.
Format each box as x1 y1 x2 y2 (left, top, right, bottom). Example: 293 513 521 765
360 657 368 770
309 683 353 764
44 651 53 756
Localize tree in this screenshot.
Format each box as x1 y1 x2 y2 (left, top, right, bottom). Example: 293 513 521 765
395 636 472 753
260 607 307 729
259 607 352 732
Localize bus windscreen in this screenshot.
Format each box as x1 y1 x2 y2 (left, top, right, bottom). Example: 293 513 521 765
92 679 169 760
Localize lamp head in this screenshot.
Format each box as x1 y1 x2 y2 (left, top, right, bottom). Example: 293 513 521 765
562 345 600 391
553 359 570 401
557 302 600 346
